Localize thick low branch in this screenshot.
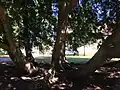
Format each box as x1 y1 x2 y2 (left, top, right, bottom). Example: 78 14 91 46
66 21 120 79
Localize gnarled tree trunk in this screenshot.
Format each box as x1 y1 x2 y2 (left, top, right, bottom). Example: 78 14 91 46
23 8 35 64
66 21 120 79
0 5 38 75
52 0 78 72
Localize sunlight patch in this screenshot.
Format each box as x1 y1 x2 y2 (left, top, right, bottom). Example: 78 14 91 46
21 76 32 80
25 63 31 70
10 77 19 81
49 77 58 84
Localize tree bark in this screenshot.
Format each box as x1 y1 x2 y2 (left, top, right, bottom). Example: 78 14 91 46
23 8 35 63
52 0 78 72
0 5 38 75
66 21 120 79
83 45 85 56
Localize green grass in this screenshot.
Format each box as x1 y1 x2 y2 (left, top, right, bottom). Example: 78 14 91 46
66 56 91 63
67 56 120 63
35 55 91 63
67 57 89 63
35 55 120 64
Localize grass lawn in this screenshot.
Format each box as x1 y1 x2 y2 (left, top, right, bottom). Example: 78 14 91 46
35 55 120 64
66 56 91 63
0 54 119 64
35 55 92 63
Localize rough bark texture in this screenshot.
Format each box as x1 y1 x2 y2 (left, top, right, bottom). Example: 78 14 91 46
23 8 35 63
52 0 78 72
0 5 38 75
66 21 120 79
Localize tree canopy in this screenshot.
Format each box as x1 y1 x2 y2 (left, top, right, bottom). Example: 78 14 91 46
1 1 120 90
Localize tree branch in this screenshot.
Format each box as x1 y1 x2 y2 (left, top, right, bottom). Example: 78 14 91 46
0 5 16 51
71 0 78 9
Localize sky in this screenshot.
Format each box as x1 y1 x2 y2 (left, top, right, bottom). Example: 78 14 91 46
51 0 110 21
51 0 100 17
51 0 83 16
52 3 58 16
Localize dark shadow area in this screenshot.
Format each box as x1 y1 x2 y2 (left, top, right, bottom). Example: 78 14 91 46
1 60 120 90
70 61 120 90
0 62 50 90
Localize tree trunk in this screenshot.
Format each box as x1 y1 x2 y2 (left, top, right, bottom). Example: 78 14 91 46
23 8 35 63
8 48 38 75
52 0 78 72
0 5 38 75
83 45 85 56
66 21 120 79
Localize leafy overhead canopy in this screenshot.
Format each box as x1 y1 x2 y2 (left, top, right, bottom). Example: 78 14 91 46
67 1 98 51
0 0 56 52
1 0 119 53
66 0 120 51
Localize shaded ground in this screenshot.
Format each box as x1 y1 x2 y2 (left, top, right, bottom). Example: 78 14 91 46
0 63 50 90
1 59 120 90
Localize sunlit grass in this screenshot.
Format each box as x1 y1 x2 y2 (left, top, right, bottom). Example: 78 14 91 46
35 55 120 64
66 56 91 63
35 55 92 63
0 54 119 64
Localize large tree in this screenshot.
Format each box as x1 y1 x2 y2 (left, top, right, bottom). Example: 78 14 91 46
0 2 38 75
1 0 120 81
52 0 79 72
0 0 54 75
51 0 120 80
65 0 120 79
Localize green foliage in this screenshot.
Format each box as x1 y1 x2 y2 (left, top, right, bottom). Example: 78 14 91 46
68 1 97 51
0 0 56 52
1 0 118 54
